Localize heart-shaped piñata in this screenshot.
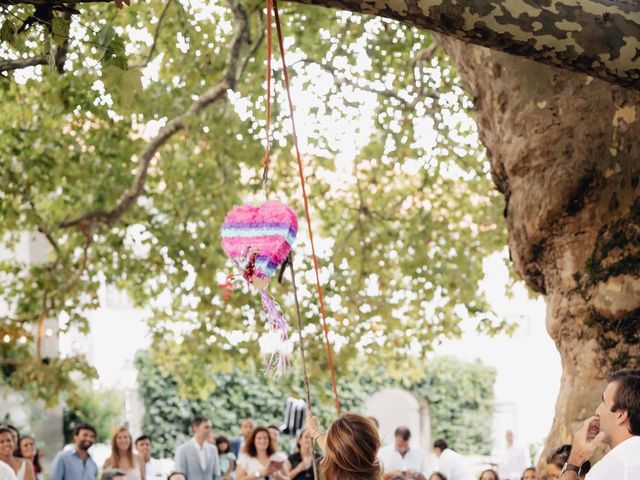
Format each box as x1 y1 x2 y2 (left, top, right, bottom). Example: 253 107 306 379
221 200 298 283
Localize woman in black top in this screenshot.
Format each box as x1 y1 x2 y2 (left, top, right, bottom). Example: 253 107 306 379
285 429 318 480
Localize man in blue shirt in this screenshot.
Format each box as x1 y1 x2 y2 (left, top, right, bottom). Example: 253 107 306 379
51 423 98 480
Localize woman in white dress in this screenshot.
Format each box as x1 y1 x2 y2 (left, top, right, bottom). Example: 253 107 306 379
103 427 145 480
236 426 288 480
0 428 34 480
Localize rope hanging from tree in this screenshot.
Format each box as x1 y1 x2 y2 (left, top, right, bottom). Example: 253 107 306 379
267 0 342 417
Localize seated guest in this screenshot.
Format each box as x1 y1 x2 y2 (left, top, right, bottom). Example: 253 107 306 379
167 474 186 480
236 426 287 480
215 436 236 480
478 470 499 480
267 427 281 453
545 445 590 479
520 468 536 480
379 426 428 480
306 410 381 480
103 427 145 480
285 429 319 480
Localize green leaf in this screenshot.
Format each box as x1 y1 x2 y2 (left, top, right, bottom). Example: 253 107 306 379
102 65 142 110
0 18 17 46
51 16 70 47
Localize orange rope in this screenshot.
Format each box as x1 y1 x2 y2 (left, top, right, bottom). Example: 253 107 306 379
271 0 341 415
262 0 273 180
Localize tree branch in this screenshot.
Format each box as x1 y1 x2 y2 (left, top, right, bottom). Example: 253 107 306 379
284 0 640 92
59 0 251 232
0 55 48 73
131 0 172 68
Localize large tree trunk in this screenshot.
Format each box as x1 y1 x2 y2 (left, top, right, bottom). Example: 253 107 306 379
286 0 640 457
438 36 640 455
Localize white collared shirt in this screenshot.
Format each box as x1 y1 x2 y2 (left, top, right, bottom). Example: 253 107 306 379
378 444 429 477
144 457 165 480
192 438 207 471
435 448 474 480
498 445 530 480
586 436 640 480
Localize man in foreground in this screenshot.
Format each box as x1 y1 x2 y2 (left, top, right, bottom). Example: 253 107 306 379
561 369 640 479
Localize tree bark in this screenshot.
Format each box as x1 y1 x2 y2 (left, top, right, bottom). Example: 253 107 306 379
284 0 640 91
436 36 640 457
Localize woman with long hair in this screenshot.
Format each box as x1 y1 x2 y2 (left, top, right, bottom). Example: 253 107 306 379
103 427 145 480
236 426 288 480
18 436 42 479
306 411 381 480
215 435 236 480
285 429 319 480
0 427 35 480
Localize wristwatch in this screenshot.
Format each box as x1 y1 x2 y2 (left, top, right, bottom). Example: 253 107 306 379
562 462 581 475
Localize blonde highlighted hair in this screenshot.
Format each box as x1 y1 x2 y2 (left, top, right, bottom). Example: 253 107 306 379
321 413 381 480
104 426 135 469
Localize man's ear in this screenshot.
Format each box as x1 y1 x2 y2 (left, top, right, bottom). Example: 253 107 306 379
616 409 629 426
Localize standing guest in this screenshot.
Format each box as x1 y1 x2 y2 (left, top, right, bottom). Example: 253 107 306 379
306 410 381 480
520 468 536 480
561 369 640 479
18 436 42 480
134 436 163 480
215 436 236 480
0 428 34 480
433 439 473 480
379 426 428 480
103 427 144 480
267 427 281 453
498 432 528 480
478 470 499 480
50 423 98 480
236 426 287 480
231 420 254 459
428 475 446 480
285 429 319 480
175 416 220 480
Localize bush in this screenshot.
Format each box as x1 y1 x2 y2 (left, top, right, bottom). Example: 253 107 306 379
135 351 494 457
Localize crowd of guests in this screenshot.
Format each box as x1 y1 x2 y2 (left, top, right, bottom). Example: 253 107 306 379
1 369 639 480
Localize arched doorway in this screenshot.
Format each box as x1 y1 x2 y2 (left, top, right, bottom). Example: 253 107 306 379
363 388 432 449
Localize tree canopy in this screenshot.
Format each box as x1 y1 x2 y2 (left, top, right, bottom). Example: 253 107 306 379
0 0 508 403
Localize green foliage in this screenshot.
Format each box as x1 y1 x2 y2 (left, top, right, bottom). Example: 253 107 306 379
136 351 494 456
63 386 124 444
0 0 507 404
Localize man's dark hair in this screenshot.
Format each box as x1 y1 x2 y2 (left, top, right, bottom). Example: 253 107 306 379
609 369 640 435
191 416 210 429
168 473 186 480
135 435 151 445
433 439 448 451
394 427 411 441
74 423 97 437
101 470 126 480
267 425 280 432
